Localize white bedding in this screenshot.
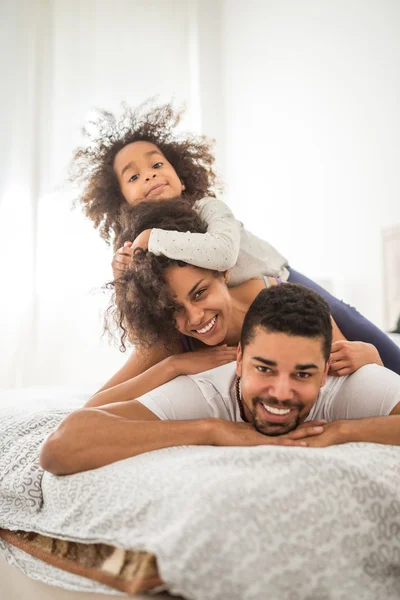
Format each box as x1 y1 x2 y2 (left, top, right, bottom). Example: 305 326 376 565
1 385 400 600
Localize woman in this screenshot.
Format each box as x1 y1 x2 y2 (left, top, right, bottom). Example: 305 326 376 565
87 200 383 408
71 102 400 375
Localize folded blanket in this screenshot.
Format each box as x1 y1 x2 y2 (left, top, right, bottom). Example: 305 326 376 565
1 388 400 600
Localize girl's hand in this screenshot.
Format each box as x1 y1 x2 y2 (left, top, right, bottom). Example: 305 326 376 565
133 229 153 252
329 340 383 377
112 241 133 278
172 346 238 376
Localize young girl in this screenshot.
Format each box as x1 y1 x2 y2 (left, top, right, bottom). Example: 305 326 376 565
71 101 400 387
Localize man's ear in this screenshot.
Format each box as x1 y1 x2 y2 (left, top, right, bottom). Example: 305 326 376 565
236 342 243 377
223 270 230 285
320 357 331 388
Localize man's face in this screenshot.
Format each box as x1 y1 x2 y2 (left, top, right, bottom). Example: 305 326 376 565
236 327 330 436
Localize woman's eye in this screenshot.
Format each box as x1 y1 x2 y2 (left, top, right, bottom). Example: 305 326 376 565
128 174 139 183
153 162 163 169
194 288 206 299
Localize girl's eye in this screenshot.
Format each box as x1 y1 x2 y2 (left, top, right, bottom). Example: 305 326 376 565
153 162 163 169
128 174 139 183
194 288 206 300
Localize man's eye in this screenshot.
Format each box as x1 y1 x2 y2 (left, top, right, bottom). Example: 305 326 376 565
128 174 139 183
153 162 163 169
256 366 272 374
296 372 311 379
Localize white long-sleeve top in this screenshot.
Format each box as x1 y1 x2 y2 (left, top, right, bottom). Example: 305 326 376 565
147 196 289 286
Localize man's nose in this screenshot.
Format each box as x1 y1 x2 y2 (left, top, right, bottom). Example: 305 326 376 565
269 376 294 401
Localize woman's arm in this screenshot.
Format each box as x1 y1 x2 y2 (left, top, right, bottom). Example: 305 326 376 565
86 343 181 407
148 197 241 271
86 343 237 408
330 316 383 376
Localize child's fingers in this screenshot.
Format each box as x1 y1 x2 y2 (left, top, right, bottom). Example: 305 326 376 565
118 247 133 257
115 254 131 265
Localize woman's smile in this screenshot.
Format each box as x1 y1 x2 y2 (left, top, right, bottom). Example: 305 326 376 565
191 314 219 337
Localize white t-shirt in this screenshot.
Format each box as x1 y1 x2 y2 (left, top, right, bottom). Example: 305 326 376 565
137 362 400 423
148 196 289 286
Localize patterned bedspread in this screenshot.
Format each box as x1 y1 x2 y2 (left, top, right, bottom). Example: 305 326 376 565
1 386 400 599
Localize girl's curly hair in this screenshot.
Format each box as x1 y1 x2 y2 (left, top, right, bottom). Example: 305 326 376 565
70 100 219 244
107 198 210 351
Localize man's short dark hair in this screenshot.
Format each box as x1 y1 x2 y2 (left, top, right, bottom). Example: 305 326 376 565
241 284 332 362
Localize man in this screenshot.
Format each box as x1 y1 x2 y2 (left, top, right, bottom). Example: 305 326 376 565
41 284 400 476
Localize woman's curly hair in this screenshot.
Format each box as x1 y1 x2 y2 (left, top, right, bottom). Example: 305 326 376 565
107 198 211 351
70 100 219 244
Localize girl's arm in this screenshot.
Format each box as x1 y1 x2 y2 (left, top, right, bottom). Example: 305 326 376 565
148 197 241 271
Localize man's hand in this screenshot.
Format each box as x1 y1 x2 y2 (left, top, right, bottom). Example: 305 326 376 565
210 419 326 448
300 420 349 447
329 340 383 376
132 229 153 252
112 241 134 279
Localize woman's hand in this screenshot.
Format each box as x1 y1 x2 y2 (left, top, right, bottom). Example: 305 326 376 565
329 340 383 376
112 241 134 279
172 346 238 376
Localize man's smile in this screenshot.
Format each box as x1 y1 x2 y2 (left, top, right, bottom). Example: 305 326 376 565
256 401 298 424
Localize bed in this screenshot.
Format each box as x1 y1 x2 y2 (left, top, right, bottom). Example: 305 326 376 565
1 384 400 600
0 556 173 600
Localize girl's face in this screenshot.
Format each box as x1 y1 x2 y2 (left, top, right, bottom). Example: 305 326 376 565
164 264 233 346
114 141 185 206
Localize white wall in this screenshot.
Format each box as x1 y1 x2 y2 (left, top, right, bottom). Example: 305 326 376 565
33 0 199 387
0 0 203 388
219 0 400 328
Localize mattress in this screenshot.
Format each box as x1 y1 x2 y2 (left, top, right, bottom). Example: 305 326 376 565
0 555 177 600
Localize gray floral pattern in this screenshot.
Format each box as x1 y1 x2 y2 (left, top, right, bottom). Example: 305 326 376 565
1 388 400 599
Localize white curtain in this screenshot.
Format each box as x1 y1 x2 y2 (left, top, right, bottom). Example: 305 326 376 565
0 0 215 389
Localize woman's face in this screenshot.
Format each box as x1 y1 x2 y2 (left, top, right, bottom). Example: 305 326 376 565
114 141 184 206
164 264 233 345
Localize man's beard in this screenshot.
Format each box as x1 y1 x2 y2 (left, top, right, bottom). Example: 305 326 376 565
250 396 304 437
